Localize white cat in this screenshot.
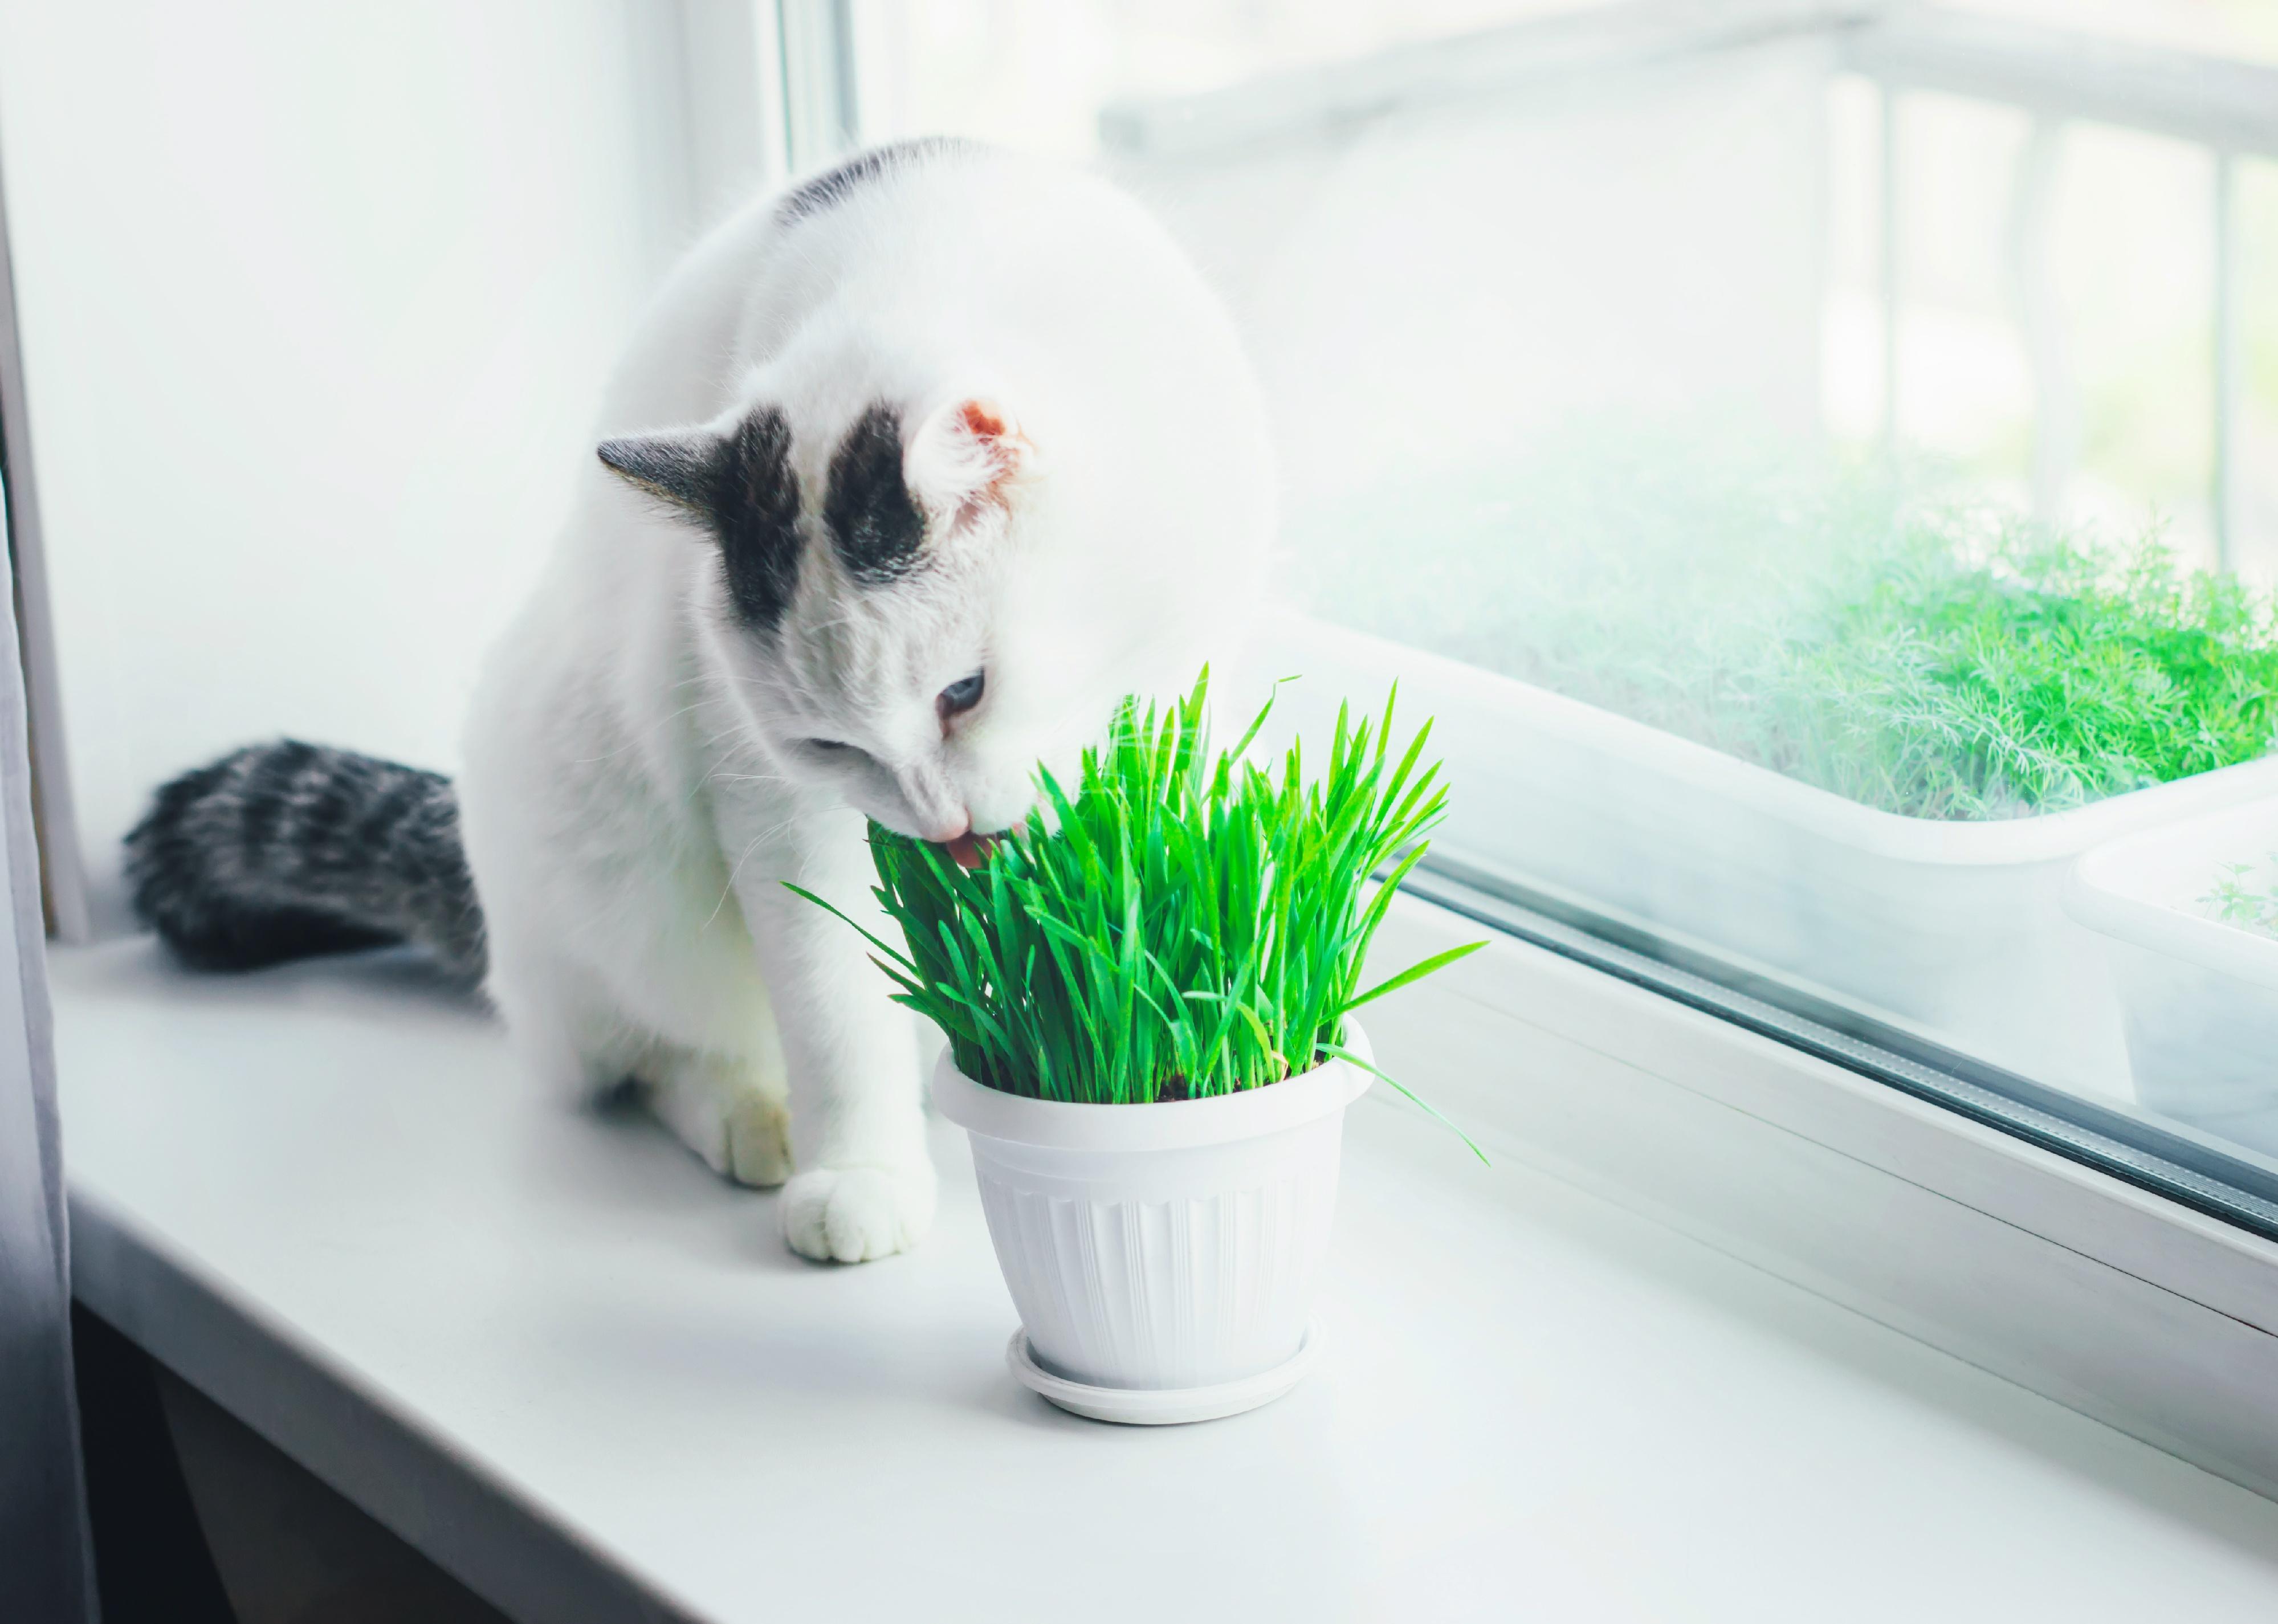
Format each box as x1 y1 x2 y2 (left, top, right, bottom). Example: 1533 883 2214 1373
129 140 1271 1262
127 141 1272 1259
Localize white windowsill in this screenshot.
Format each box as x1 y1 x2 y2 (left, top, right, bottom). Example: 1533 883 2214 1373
52 919 2278 1624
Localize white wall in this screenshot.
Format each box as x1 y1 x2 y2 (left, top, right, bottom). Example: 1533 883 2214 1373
0 1 735 928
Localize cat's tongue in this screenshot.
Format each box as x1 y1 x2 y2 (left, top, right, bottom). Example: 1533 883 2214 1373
942 831 997 870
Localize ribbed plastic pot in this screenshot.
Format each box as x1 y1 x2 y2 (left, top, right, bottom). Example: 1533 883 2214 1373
931 1023 1374 1400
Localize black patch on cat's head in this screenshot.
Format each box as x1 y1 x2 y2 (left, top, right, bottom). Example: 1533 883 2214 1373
777 137 981 227
710 410 805 626
597 407 803 630
823 405 924 585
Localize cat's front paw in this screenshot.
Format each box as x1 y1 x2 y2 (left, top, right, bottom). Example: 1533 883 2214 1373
780 1161 937 1263
645 1052 792 1189
725 1090 793 1188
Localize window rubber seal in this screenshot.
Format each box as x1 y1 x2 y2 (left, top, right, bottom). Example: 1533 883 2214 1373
1402 851 2278 1245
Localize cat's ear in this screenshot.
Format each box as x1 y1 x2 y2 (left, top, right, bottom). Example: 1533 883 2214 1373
596 429 722 517
597 409 802 627
903 396 1033 536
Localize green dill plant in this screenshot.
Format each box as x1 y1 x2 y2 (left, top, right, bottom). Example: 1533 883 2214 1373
2205 856 2278 939
789 672 1485 1152
1299 430 2278 821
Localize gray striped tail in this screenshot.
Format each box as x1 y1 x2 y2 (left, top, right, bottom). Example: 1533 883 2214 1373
125 740 486 984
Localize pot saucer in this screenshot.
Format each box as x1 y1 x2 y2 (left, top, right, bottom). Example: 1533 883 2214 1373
1005 1323 1319 1425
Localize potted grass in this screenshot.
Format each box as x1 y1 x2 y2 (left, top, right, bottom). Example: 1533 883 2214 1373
797 674 1481 1424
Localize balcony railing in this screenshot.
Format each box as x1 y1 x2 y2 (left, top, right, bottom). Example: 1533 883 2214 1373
1102 0 2278 566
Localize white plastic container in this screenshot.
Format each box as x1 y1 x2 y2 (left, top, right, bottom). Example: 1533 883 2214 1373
1249 615 2278 1099
2064 798 2278 1149
930 1024 1374 1424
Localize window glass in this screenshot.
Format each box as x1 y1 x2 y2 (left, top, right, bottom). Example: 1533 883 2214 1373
1959 0 2278 66
850 1 1616 157
2243 156 2278 576
858 0 2278 1192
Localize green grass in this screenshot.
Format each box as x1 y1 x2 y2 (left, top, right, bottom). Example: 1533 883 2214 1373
1299 434 2278 820
790 672 1484 1142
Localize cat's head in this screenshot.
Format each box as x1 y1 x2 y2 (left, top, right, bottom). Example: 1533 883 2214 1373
596 362 1254 850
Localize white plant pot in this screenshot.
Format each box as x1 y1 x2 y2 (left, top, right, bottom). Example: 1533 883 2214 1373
1250 615 2278 1100
930 1023 1374 1425
2064 797 2278 1152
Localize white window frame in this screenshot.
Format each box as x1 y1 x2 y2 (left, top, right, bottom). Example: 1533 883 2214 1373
1364 880 2278 1500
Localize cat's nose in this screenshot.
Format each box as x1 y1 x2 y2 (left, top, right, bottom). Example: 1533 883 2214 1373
927 814 996 869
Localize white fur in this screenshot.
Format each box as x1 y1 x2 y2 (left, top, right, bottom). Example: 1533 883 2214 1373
457 146 1274 1262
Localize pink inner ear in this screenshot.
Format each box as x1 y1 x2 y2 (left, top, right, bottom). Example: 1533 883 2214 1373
915 397 1028 531
960 401 1009 443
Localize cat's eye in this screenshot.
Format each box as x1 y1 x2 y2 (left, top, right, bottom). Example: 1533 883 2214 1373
938 671 985 719
801 737 861 758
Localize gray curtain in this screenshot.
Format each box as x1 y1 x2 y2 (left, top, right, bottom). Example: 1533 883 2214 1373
0 460 97 1614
